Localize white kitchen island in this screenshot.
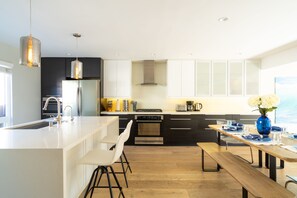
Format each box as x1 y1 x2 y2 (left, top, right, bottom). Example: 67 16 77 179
0 116 119 198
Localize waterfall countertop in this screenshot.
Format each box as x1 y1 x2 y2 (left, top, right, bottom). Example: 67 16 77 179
0 116 118 150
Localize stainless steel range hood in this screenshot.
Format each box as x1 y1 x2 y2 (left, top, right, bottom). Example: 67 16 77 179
141 60 157 85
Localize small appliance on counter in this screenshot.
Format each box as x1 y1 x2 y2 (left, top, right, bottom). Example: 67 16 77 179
176 104 187 112
116 99 120 112
107 100 113 112
123 100 129 112
131 101 137 112
194 102 203 111
186 101 194 111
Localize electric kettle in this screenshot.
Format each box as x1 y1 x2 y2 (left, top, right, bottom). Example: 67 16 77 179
194 103 203 111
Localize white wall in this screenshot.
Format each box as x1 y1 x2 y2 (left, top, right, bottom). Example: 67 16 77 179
261 45 297 69
0 42 40 125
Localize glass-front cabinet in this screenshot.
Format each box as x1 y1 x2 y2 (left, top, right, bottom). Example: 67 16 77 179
212 61 227 96
195 61 211 96
229 61 244 96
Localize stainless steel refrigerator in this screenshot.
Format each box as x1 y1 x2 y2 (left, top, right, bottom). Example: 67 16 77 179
62 80 100 116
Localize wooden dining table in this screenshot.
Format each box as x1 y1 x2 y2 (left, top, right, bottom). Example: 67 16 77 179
208 124 297 181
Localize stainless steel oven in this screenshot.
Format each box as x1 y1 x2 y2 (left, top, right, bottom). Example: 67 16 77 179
134 115 163 145
41 97 63 118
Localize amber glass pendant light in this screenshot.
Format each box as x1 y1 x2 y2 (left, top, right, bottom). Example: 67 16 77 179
19 0 41 67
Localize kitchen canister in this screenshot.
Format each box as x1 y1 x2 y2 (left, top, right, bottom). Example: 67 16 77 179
123 100 129 112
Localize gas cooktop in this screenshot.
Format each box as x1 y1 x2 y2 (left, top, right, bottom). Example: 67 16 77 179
136 109 162 112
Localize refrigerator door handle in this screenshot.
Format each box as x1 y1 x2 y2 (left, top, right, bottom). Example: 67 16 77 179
77 87 82 116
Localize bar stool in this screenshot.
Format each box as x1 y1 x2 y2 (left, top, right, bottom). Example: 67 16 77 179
100 120 133 187
80 129 128 198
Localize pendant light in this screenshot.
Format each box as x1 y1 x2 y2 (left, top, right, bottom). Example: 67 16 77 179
19 0 41 67
71 33 83 79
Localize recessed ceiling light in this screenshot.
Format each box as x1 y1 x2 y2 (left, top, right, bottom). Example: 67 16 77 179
218 17 229 22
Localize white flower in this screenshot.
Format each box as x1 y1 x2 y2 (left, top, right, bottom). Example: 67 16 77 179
248 96 261 107
248 94 280 115
261 94 280 108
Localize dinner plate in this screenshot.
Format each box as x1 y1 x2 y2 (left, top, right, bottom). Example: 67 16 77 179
242 134 271 142
287 134 297 139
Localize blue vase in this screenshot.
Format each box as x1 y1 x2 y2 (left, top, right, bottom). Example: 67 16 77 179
256 115 271 138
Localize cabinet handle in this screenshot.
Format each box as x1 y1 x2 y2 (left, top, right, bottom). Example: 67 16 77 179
170 118 191 121
170 128 192 130
119 118 129 121
205 118 226 121
205 128 215 130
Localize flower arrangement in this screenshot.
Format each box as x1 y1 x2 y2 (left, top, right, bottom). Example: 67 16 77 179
248 94 280 116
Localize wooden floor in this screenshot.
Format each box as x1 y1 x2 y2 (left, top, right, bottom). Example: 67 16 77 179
79 145 297 198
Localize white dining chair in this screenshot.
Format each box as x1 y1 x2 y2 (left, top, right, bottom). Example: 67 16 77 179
79 129 127 198
99 120 133 187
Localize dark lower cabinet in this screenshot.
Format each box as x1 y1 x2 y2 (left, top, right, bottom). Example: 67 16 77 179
232 114 258 124
164 115 197 146
101 113 258 146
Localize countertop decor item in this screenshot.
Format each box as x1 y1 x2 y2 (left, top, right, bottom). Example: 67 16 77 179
248 94 280 138
19 0 41 67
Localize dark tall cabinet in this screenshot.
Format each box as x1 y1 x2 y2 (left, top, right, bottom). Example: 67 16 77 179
41 58 66 97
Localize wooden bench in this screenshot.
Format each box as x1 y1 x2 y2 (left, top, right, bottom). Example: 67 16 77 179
197 142 295 198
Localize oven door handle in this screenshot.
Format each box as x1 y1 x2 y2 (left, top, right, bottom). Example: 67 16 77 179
136 120 162 123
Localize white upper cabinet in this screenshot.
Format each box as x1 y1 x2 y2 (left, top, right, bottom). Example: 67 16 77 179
245 60 260 95
228 61 244 96
195 61 211 96
212 61 227 96
103 60 132 98
167 60 195 97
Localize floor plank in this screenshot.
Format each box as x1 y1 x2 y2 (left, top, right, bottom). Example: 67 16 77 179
79 146 297 198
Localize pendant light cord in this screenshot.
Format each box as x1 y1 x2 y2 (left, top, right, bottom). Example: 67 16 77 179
29 0 32 35
76 36 78 61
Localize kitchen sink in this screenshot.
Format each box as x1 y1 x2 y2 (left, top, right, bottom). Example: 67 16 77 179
8 121 55 129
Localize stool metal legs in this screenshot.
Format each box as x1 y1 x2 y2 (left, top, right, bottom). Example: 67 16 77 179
84 166 125 198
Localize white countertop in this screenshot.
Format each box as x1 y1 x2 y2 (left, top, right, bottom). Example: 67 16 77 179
0 116 118 150
101 111 258 115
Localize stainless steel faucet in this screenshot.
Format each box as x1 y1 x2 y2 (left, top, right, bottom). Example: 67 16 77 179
64 105 74 121
43 96 62 123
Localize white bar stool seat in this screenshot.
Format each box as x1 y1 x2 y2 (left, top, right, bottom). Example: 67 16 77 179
100 120 133 187
80 128 128 198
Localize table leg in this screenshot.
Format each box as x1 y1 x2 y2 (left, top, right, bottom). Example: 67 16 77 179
265 153 269 168
258 150 262 167
217 131 221 145
280 160 285 169
269 154 277 181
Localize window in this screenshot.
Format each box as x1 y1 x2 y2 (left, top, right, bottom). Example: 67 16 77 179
275 77 297 124
0 61 12 128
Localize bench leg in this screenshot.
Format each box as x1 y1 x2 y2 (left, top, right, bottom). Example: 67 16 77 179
242 187 248 198
201 150 220 172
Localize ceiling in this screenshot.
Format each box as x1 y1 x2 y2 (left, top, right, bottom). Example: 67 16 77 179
1 0 297 60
